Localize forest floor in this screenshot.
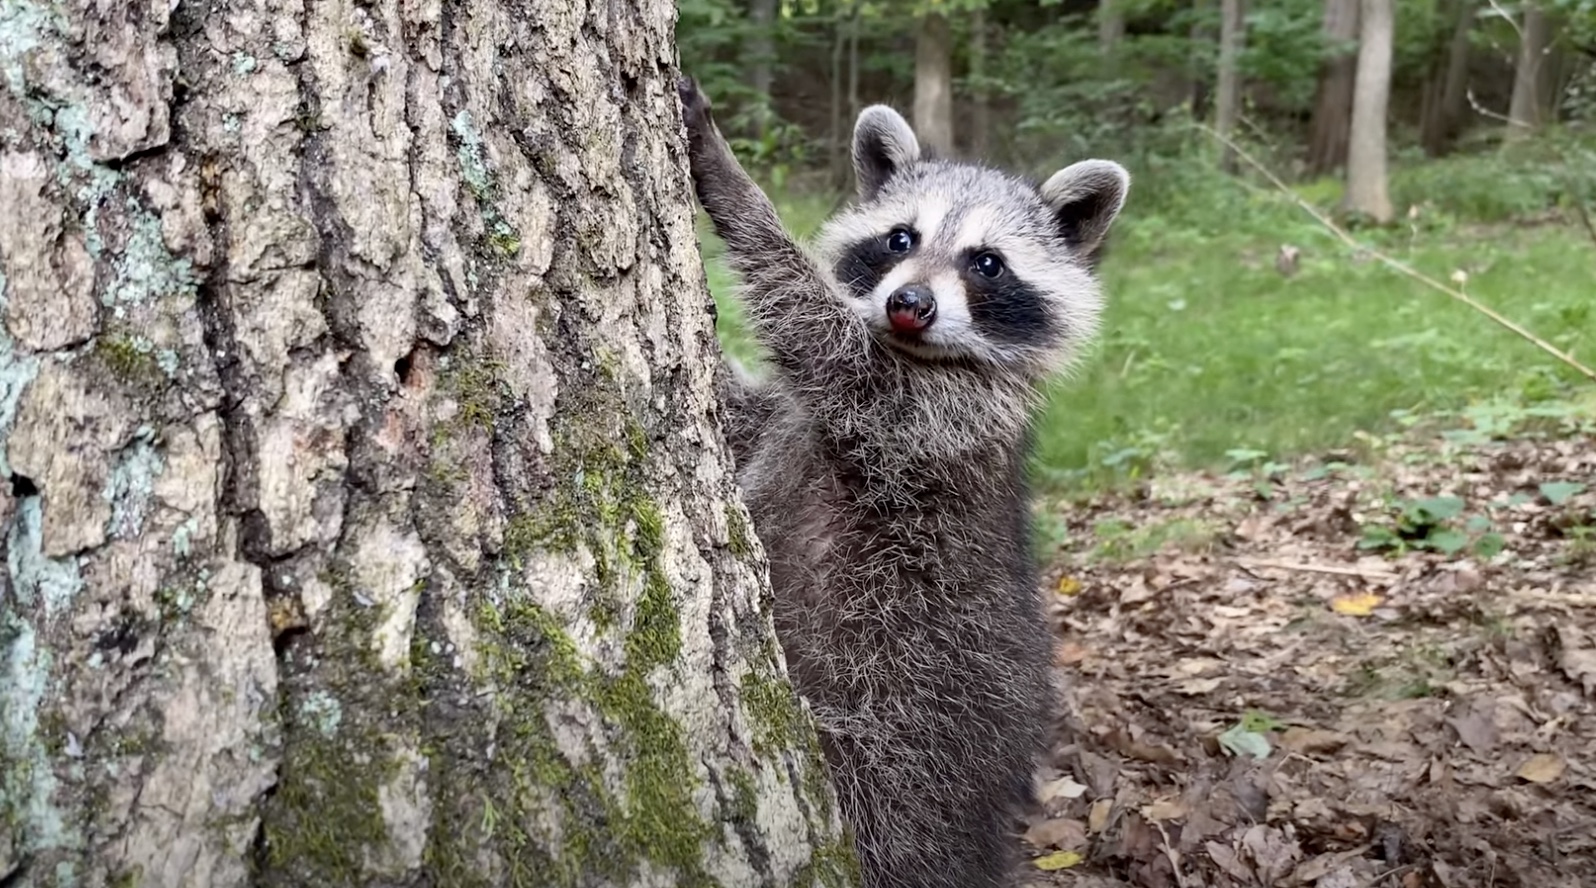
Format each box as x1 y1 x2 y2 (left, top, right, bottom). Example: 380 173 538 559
1021 405 1596 888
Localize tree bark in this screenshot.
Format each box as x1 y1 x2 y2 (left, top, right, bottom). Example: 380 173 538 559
914 11 956 157
1306 0 1360 175
0 0 856 886
1421 0 1477 156
1506 1 1554 141
1215 0 1246 174
1344 0 1396 221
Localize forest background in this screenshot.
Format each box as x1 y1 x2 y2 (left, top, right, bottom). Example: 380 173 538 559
678 0 1596 493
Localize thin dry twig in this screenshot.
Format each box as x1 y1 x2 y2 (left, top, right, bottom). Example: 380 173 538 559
1233 557 1398 580
1198 122 1596 383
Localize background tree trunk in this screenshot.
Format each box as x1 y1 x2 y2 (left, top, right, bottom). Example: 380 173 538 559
1420 0 1476 156
0 0 856 886
970 6 991 158
1188 0 1214 120
1099 0 1126 61
1215 0 1246 174
1344 0 1396 221
1506 2 1553 142
831 9 849 185
914 11 956 157
1305 0 1360 175
748 0 780 138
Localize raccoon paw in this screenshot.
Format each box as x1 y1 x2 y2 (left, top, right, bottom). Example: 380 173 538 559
677 75 714 138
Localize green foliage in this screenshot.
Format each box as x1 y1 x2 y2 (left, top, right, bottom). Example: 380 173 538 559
1354 494 1509 558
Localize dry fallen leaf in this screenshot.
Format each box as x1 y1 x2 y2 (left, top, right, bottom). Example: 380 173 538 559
1032 850 1084 871
1330 590 1382 616
1176 676 1224 695
1279 727 1349 755
1142 797 1187 822
1054 640 1090 666
1037 775 1089 804
1446 699 1500 755
1516 753 1566 784
1087 798 1114 834
1056 575 1083 596
1023 817 1088 851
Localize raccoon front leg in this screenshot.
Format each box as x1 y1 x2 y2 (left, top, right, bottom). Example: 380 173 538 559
678 76 871 387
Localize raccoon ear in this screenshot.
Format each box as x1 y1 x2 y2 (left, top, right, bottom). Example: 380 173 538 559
1039 160 1130 259
852 105 921 199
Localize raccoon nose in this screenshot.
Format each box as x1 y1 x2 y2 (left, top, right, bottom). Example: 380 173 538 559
885 285 936 333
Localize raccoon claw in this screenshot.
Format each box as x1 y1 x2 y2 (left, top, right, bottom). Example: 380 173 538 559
677 75 712 131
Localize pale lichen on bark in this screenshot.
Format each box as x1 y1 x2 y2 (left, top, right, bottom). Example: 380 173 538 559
1 0 854 886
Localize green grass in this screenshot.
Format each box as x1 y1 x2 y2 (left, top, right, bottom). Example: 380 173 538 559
698 159 1596 493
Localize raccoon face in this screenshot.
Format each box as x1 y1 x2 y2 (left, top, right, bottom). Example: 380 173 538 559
812 105 1130 376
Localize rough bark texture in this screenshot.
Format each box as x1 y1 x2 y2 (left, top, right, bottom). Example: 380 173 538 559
1506 1 1552 141
0 1 856 887
1215 0 1245 174
1305 0 1359 175
912 12 954 158
1343 0 1394 222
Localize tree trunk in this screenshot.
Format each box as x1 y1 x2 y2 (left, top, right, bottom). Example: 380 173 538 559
831 7 848 185
1305 0 1360 175
970 6 991 158
1099 0 1126 59
1344 0 1396 221
848 10 861 121
1421 0 1477 156
914 12 956 157
1506 2 1554 141
1189 0 1214 119
748 0 779 138
0 1 857 886
1215 0 1246 174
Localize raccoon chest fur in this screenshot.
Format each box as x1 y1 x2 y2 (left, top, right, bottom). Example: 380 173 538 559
739 442 1056 888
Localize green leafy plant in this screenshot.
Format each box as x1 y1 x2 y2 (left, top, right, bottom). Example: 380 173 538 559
1358 495 1504 557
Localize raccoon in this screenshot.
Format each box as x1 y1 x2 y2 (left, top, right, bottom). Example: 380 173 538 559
678 77 1129 888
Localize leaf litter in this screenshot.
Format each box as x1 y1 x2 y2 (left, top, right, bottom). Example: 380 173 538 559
1020 410 1596 888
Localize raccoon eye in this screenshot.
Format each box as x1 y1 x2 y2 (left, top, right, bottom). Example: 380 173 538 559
886 228 915 254
971 251 1005 279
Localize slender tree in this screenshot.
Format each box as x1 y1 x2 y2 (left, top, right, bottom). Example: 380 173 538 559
1100 0 1126 60
1506 1 1555 141
1216 0 1247 173
915 9 957 156
1344 0 1396 221
1305 0 1361 175
971 4 992 157
749 0 780 137
1421 0 1478 156
0 0 856 885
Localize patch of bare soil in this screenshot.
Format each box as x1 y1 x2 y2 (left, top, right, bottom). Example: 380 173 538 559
1021 421 1596 888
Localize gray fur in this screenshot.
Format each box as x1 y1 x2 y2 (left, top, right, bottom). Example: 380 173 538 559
679 78 1128 888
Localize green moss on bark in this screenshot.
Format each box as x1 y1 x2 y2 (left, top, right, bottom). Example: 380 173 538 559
419 357 724 885
257 560 415 884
